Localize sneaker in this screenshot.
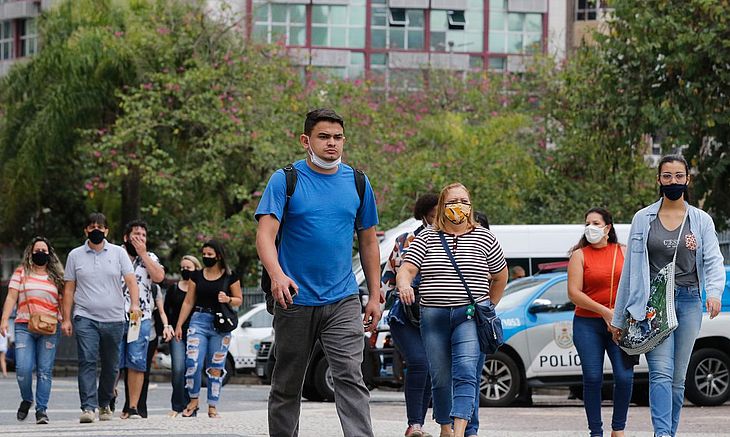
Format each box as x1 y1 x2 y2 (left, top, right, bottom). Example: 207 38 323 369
127 407 142 419
79 409 96 423
99 406 113 421
17 400 32 421
35 410 49 425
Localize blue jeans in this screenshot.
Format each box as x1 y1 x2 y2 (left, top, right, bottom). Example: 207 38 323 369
646 286 702 437
119 319 152 372
74 315 125 411
390 318 432 427
573 315 634 436
14 323 60 412
420 304 481 428
170 336 190 412
185 312 231 406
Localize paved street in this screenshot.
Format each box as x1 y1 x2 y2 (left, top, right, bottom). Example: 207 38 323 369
1 376 729 436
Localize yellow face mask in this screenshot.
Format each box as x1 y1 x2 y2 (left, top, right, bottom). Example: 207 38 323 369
444 202 471 225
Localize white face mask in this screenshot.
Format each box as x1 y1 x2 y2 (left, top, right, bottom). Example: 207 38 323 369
305 136 341 170
584 225 606 244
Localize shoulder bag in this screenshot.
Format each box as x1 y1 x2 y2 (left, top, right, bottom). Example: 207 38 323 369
438 231 504 355
21 273 58 336
214 274 237 333
619 210 687 355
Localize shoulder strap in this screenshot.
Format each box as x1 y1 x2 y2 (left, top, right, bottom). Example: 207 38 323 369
438 231 477 305
671 210 689 264
354 168 366 231
277 164 298 247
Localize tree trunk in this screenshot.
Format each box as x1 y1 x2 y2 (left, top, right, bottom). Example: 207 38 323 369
121 166 141 228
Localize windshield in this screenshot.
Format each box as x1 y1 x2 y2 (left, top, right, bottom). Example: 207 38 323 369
497 277 550 312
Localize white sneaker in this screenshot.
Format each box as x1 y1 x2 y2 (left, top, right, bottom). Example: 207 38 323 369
99 406 113 421
79 409 96 423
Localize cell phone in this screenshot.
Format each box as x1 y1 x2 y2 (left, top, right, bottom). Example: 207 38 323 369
289 286 297 297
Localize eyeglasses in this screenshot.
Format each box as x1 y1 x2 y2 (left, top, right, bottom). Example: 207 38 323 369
659 173 687 183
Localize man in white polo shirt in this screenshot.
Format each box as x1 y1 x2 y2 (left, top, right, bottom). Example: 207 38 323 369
61 212 141 423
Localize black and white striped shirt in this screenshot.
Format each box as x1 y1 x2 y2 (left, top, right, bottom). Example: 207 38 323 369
403 227 507 307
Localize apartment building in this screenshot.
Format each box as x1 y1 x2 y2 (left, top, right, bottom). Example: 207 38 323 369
244 0 569 85
0 0 54 76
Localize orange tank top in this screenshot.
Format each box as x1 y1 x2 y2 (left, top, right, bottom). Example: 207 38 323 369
575 243 624 318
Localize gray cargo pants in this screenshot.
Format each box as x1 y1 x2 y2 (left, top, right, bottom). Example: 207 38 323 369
268 294 374 437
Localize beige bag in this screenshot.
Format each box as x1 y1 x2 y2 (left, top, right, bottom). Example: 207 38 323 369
28 313 58 336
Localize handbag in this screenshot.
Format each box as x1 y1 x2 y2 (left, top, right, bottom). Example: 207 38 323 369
214 274 237 333
402 287 421 327
619 211 687 355
20 272 58 336
439 232 504 355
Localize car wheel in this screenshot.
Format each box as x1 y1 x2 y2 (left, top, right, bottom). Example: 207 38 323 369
480 351 521 407
685 348 730 406
313 356 335 402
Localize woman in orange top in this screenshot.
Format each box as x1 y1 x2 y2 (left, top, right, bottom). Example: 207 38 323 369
568 208 633 437
0 237 65 425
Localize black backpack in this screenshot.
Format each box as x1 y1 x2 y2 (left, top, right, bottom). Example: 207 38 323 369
261 164 367 314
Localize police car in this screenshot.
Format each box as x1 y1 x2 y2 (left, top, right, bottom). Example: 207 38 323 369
482 266 730 407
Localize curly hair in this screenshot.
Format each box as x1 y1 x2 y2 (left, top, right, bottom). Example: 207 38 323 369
21 236 65 290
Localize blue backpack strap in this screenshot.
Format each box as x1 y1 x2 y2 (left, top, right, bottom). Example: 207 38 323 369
354 168 366 231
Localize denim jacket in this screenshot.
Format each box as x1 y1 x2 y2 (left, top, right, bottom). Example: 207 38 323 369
611 199 726 328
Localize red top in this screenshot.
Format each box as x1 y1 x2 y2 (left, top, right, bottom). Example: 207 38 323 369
575 243 624 318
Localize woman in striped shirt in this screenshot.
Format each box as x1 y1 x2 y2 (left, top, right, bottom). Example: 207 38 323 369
397 183 508 437
0 237 65 425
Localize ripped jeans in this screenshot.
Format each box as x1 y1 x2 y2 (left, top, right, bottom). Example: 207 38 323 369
14 322 60 412
185 311 231 406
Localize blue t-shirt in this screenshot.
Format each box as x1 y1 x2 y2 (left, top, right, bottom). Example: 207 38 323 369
255 160 379 306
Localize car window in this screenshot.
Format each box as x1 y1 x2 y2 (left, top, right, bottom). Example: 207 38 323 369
537 280 574 312
247 309 274 328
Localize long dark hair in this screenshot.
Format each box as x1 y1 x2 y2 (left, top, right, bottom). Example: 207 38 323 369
569 208 619 254
657 154 691 202
202 239 229 274
21 236 65 290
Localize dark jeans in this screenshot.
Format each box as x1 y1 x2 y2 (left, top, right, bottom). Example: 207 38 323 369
73 315 125 411
573 315 634 436
268 294 373 437
169 337 190 412
389 319 432 427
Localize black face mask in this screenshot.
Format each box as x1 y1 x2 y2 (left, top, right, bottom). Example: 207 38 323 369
32 251 49 266
202 256 217 268
181 269 192 281
660 183 687 201
88 229 105 245
124 241 138 258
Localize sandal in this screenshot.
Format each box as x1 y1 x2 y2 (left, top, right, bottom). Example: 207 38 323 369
208 407 221 418
182 400 199 418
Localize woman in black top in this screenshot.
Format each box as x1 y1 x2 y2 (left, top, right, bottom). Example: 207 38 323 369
164 255 201 416
174 240 242 418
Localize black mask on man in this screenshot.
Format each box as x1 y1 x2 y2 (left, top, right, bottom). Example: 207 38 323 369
88 229 105 245
32 251 49 266
660 183 687 201
202 256 217 268
124 241 138 258
181 269 192 281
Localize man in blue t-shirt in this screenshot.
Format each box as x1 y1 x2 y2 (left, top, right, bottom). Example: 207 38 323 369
256 108 381 437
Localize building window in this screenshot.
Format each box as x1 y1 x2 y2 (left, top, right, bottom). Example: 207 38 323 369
371 3 425 50
311 1 366 49
311 52 365 80
252 2 306 46
20 18 37 57
575 0 606 21
430 2 484 53
488 0 541 54
0 20 12 61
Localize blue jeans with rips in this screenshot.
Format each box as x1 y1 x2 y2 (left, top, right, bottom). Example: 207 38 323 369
646 286 703 437
73 315 125 411
14 323 60 412
420 304 482 429
573 315 634 436
185 312 231 406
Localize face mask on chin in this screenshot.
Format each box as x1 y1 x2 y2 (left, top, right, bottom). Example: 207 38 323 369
305 136 341 170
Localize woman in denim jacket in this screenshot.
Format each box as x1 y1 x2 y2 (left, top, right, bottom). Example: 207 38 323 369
610 155 725 437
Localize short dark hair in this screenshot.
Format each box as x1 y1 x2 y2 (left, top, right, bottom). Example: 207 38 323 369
85 212 108 228
413 193 438 221
475 211 490 229
304 108 344 136
124 219 148 238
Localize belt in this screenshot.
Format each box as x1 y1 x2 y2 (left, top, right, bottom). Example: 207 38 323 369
194 306 215 314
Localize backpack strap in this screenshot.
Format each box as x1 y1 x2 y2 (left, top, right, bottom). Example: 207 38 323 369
354 168 366 232
276 164 298 246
